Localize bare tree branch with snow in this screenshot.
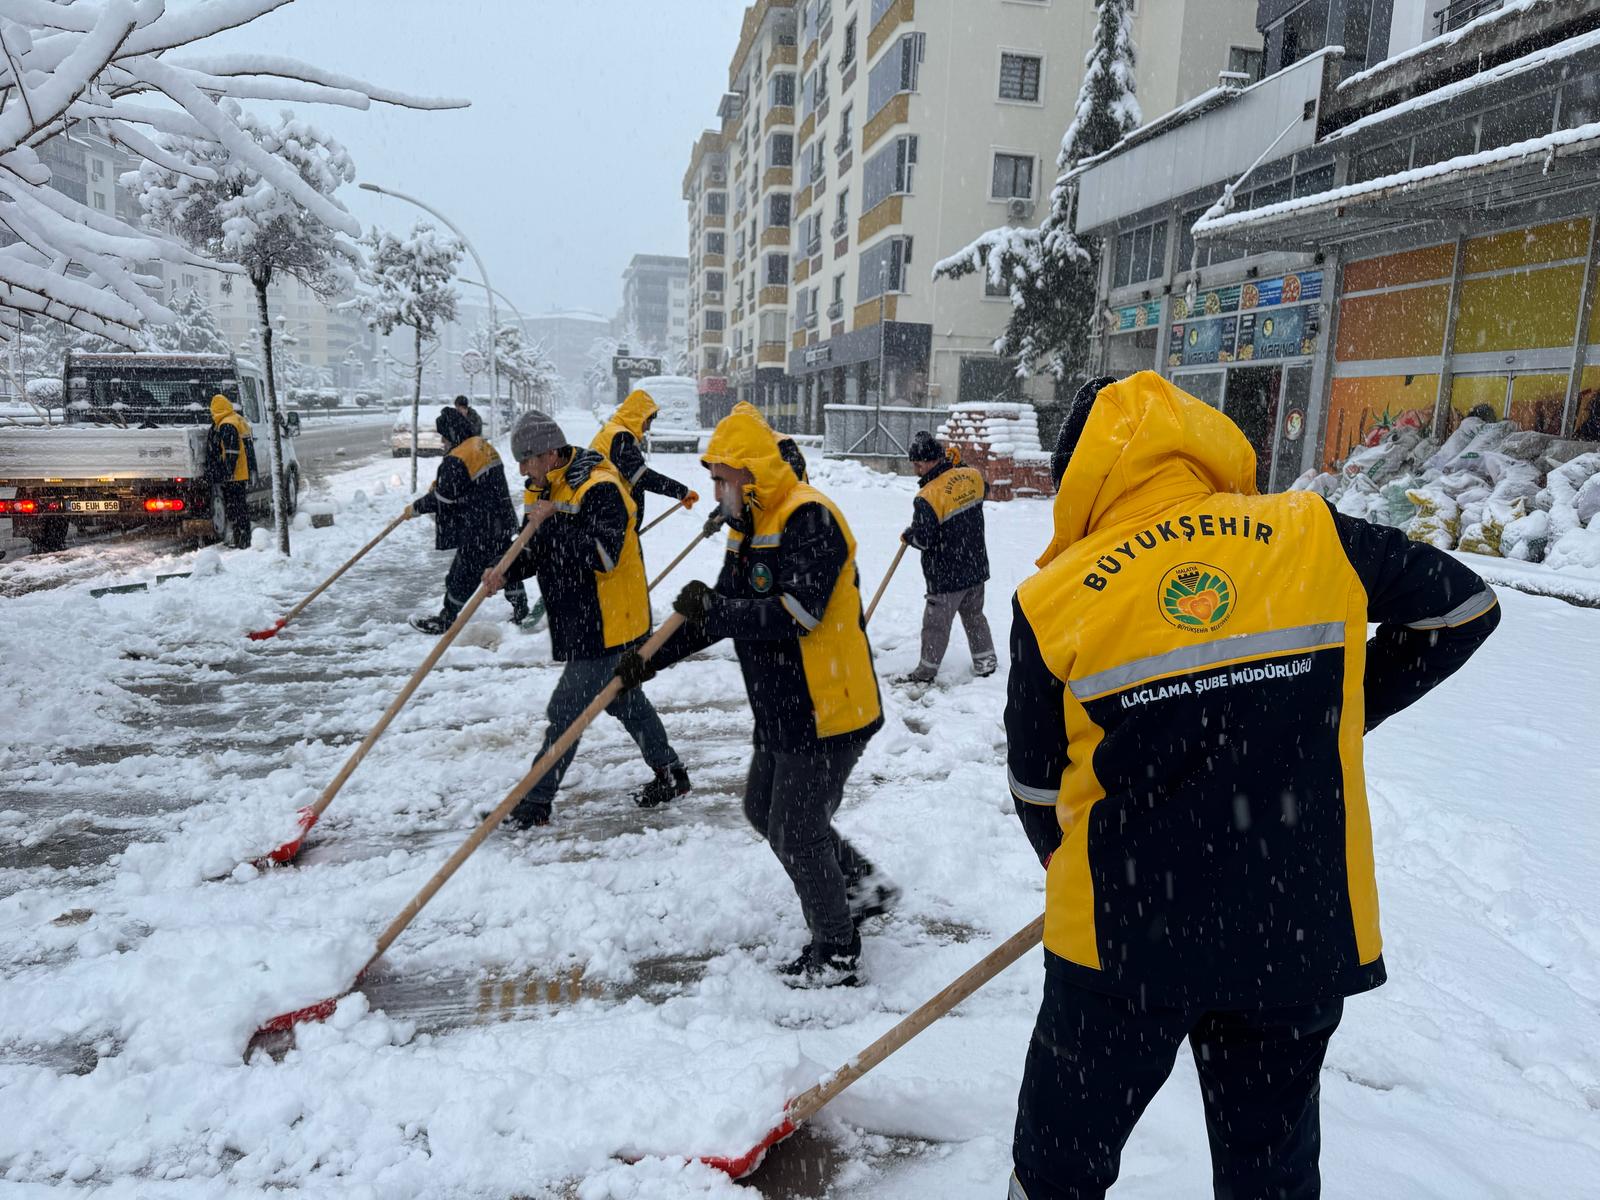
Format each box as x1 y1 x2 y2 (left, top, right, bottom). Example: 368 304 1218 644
0 0 466 349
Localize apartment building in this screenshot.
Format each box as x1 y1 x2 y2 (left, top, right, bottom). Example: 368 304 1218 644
684 0 1261 435
620 253 690 360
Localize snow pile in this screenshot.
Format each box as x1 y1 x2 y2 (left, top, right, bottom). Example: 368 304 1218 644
1296 418 1600 576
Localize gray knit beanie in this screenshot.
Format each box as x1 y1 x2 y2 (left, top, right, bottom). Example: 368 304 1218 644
511 410 566 460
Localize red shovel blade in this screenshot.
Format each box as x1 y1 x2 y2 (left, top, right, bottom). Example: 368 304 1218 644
698 1115 798 1180
256 991 343 1036
247 618 288 641
254 806 318 868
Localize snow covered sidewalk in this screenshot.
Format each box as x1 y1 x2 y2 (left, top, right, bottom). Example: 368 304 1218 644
1 427 1597 1196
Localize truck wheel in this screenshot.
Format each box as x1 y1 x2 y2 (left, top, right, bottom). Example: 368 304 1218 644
285 469 300 517
206 492 228 546
27 517 69 553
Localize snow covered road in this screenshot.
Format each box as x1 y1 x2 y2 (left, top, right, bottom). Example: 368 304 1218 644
1 422 1596 1197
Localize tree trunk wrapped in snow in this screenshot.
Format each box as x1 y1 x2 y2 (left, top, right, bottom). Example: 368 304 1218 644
132 106 363 556
0 0 466 355
354 223 462 491
932 0 1139 383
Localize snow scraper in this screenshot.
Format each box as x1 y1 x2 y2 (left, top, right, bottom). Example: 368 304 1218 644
248 614 688 1051
253 515 542 865
248 509 408 639
697 913 1045 1179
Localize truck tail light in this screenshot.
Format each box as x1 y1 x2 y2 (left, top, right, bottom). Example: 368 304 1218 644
143 497 186 513
0 498 62 514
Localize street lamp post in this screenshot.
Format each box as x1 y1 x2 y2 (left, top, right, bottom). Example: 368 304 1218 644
358 182 502 442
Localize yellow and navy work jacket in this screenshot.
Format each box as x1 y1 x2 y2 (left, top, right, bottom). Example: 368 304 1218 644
654 409 882 752
410 436 518 552
504 447 650 661
592 389 689 531
207 395 255 484
1007 372 1500 1008
906 458 990 594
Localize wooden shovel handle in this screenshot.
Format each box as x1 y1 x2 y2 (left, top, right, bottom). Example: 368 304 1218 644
785 913 1045 1125
640 497 689 536
306 516 541 823
864 542 908 625
282 510 407 626
364 613 688 967
648 515 724 594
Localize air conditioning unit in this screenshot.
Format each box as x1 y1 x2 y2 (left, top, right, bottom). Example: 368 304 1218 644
1007 197 1036 222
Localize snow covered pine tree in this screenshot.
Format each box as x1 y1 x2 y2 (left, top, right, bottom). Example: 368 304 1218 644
355 224 465 493
932 0 1141 383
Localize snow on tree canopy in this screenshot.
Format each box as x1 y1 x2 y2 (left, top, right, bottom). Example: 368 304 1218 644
0 0 466 349
932 0 1139 382
355 224 464 339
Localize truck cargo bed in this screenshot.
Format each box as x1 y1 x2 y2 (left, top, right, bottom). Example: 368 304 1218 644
0 426 208 483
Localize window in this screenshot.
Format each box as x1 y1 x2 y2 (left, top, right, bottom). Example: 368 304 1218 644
91 159 105 180
870 0 897 23
842 17 857 67
837 104 854 154
803 212 823 256
769 73 795 108
863 134 917 211
1276 1 1329 72
766 193 791 227
704 310 725 332
990 152 1035 199
819 56 830 106
706 270 725 293
832 273 845 305
1291 163 1335 198
1479 90 1557 153
706 192 727 216
1350 140 1408 184
766 253 789 286
833 187 850 235
802 69 817 118
985 271 1009 298
1111 218 1167 288
1561 70 1600 129
867 32 925 120
858 235 912 302
92 193 106 211
706 231 726 255
1227 45 1264 82
767 132 794 168
1410 117 1477 169
998 53 1042 103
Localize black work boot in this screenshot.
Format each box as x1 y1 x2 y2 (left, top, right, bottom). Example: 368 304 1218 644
634 762 691 808
502 796 551 830
779 930 862 988
847 871 901 929
508 594 530 625
409 612 452 635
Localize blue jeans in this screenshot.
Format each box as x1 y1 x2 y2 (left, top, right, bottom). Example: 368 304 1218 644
521 649 677 811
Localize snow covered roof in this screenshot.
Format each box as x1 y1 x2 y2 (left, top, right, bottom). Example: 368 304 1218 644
1193 117 1600 246
1339 0 1545 94
1327 25 1600 145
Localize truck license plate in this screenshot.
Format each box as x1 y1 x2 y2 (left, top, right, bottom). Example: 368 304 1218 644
68 500 119 513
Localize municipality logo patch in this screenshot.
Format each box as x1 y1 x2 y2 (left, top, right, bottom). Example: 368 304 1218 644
1159 562 1235 633
749 561 774 594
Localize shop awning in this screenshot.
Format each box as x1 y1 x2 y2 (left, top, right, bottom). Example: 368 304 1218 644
1191 120 1600 252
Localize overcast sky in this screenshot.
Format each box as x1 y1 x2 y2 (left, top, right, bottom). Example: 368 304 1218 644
207 0 752 320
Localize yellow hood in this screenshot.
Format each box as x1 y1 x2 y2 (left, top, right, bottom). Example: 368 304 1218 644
1039 371 1256 567
610 389 659 439
209 395 238 426
702 406 796 515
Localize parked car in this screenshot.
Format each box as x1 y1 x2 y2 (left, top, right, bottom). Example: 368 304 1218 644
392 411 446 457
636 375 702 454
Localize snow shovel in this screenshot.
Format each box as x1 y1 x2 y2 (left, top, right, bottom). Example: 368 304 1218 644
247 510 408 640
248 613 689 1050
864 542 908 624
253 515 543 866
639 496 691 537
648 513 725 594
698 913 1045 1179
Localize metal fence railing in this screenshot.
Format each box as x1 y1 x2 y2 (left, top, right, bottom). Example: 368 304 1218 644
823 403 950 460
1432 0 1502 35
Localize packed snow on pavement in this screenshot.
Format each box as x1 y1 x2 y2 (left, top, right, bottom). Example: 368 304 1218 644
1 414 1597 1197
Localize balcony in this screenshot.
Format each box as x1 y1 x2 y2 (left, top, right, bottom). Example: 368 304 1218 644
758 342 788 365
763 166 793 191
805 232 823 258
858 194 904 242
1433 0 1502 34
764 106 795 133
759 285 789 307
794 257 812 284
826 299 844 321
804 307 819 329
868 0 914 60
830 215 849 239
760 226 792 248
862 92 910 154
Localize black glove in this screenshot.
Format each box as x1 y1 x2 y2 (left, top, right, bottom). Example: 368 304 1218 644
900 527 916 547
701 512 727 539
673 580 717 626
614 648 657 692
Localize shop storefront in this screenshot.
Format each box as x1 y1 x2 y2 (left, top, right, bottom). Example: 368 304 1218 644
790 320 933 439
1326 217 1600 468
1163 269 1327 492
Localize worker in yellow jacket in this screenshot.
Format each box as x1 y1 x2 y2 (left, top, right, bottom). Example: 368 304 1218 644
1006 372 1500 1199
591 389 696 532
206 394 256 548
615 407 893 987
